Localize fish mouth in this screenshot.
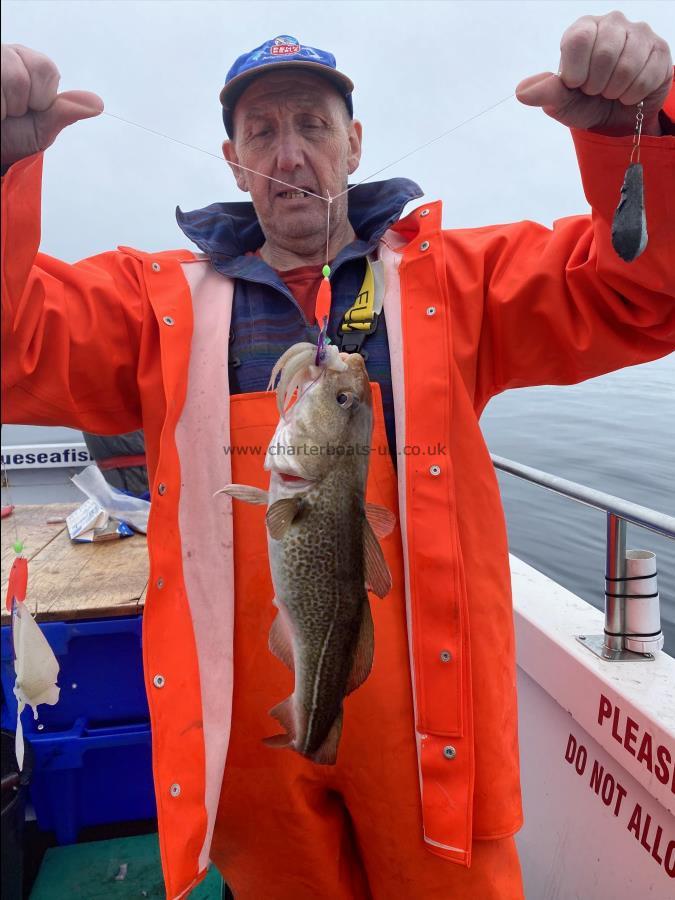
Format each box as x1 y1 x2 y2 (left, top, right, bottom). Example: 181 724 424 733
277 472 314 489
277 472 313 486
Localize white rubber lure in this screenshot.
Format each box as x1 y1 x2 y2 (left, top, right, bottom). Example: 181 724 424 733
12 603 60 768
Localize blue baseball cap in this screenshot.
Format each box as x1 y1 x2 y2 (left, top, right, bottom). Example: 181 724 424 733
220 35 354 137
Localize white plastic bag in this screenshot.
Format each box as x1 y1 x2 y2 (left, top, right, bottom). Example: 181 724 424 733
71 465 150 534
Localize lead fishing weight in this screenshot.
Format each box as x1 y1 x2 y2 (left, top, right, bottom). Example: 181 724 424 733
611 102 648 263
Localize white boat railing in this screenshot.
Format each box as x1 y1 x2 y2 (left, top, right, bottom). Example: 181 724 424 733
491 454 675 662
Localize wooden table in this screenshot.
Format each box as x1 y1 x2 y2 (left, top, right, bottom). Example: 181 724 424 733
1 504 149 624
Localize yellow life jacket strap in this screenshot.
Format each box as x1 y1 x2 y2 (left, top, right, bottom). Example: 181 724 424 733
338 257 385 354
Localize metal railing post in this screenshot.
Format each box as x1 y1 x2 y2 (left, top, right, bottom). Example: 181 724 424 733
490 454 674 662
605 514 627 652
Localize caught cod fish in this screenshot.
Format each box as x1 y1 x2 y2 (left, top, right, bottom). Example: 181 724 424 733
218 342 394 765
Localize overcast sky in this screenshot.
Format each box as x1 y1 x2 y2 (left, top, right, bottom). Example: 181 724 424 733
3 0 673 261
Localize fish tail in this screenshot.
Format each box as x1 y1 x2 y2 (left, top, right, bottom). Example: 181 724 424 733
261 732 293 749
309 709 344 766
262 695 297 750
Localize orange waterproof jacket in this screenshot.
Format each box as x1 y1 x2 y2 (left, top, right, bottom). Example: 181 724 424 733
2 116 675 896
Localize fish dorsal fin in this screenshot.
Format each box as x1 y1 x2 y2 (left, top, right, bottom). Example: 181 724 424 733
266 497 303 539
365 503 396 539
363 518 392 598
268 610 294 671
214 484 268 505
346 601 374 694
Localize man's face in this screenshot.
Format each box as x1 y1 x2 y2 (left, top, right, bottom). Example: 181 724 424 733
223 70 362 257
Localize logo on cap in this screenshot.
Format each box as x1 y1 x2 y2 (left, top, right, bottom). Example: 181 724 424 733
271 35 301 56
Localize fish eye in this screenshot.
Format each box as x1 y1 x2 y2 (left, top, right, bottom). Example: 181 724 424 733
336 391 359 410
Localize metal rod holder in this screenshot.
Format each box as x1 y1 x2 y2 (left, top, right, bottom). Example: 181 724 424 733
577 513 664 662
489 455 672 665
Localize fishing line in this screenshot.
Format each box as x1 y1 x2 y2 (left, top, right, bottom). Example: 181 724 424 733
102 88 514 296
325 192 332 264
109 94 519 376
332 92 515 200
1 459 21 546
2 457 31 623
102 111 327 201
101 89 515 210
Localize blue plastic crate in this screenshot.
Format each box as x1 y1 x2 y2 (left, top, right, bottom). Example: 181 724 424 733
1 616 149 732
27 717 156 844
1 615 155 843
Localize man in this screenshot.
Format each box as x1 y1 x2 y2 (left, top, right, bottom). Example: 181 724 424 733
2 13 674 899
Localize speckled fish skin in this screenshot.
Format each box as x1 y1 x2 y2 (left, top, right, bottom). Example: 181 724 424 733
268 455 369 760
264 351 377 765
611 162 648 262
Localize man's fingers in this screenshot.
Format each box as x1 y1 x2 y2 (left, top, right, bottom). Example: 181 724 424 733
604 29 652 100
582 17 627 96
620 46 671 107
38 90 105 154
2 46 31 117
523 11 671 134
1 89 103 167
41 90 104 139
13 44 61 113
1 45 102 165
559 16 598 89
516 72 572 110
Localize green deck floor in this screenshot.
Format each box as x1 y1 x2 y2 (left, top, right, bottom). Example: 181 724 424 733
30 833 224 899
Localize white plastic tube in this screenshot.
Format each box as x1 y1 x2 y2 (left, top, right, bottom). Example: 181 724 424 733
623 550 664 654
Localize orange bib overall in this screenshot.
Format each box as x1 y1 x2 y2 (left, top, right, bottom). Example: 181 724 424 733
212 386 524 899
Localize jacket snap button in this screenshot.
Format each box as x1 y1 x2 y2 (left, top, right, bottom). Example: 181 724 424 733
429 465 441 477
156 578 164 589
440 650 452 663
426 306 436 317
420 208 430 217
443 745 457 760
151 262 161 272
420 241 430 251
157 482 167 495
162 316 175 326
170 783 181 797
153 674 165 688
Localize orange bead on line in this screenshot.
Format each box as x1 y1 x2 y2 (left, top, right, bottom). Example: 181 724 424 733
5 556 28 611
315 276 332 329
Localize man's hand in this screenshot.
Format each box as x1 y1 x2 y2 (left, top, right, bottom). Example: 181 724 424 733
1 44 103 168
515 11 672 135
